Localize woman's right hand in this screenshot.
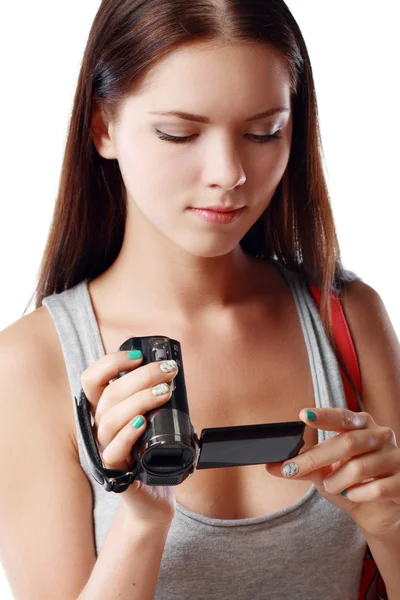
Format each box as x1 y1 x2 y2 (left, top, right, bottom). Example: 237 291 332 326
80 351 179 528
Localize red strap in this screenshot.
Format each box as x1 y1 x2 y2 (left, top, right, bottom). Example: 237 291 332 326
308 281 362 412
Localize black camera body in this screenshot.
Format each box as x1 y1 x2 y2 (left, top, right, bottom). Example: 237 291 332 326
75 335 306 492
117 336 197 486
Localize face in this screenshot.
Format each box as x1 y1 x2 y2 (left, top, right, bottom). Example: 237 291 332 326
93 40 293 258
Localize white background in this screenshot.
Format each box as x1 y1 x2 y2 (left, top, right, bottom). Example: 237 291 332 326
1 1 399 597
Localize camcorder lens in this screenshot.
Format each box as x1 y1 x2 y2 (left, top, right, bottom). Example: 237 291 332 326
143 446 194 473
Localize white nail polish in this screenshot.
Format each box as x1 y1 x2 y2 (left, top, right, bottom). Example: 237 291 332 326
160 360 178 373
282 463 299 478
152 383 170 396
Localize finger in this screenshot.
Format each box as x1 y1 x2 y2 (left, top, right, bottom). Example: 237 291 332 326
95 360 178 423
338 472 400 503
299 408 371 432
266 459 335 486
81 351 144 409
102 414 147 471
266 428 388 480
323 447 400 496
97 382 172 449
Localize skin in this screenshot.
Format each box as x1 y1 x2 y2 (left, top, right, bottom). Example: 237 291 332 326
90 40 293 328
91 38 400 543
267 407 400 540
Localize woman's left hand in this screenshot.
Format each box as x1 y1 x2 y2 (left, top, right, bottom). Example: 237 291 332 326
265 407 400 540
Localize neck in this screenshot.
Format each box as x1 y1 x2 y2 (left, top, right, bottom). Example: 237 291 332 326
89 205 272 327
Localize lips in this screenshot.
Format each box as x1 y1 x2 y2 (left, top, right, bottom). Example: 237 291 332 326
195 206 244 213
189 206 246 224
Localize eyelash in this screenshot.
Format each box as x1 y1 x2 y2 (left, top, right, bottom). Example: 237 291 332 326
155 130 283 144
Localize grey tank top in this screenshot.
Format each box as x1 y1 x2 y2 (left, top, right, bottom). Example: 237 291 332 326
42 261 367 600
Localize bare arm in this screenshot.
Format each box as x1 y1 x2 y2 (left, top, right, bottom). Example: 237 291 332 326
363 530 400 600
78 504 170 600
0 313 169 600
341 282 400 598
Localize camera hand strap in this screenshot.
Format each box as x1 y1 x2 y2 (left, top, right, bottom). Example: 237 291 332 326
74 388 138 493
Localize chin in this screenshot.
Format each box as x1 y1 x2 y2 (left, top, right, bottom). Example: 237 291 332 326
175 238 241 259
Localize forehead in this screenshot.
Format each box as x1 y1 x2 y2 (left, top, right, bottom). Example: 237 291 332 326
145 41 289 84
123 41 291 120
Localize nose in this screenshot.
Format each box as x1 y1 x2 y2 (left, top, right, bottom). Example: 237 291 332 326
205 137 247 191
221 173 246 191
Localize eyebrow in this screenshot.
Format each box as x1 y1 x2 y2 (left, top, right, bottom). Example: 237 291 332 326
148 106 290 124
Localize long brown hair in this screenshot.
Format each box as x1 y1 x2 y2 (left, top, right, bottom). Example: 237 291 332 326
25 0 352 350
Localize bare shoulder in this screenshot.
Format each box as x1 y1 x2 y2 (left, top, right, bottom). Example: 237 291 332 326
340 279 400 439
0 305 78 453
339 278 398 368
1 304 61 353
2 303 59 338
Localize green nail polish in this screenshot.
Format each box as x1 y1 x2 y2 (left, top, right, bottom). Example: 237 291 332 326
340 490 347 497
127 350 143 360
305 410 317 421
131 416 144 429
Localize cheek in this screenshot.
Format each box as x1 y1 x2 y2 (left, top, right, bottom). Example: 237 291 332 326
270 151 290 186
252 145 290 197
248 147 290 213
117 136 192 201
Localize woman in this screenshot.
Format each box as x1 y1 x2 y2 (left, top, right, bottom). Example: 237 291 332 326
0 1 399 599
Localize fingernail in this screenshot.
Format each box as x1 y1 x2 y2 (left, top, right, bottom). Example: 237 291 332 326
160 360 178 373
127 350 143 360
152 383 170 396
305 410 317 422
323 481 332 495
131 416 145 429
282 463 299 477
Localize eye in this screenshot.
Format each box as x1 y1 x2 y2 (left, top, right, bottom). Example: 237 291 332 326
155 129 283 144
